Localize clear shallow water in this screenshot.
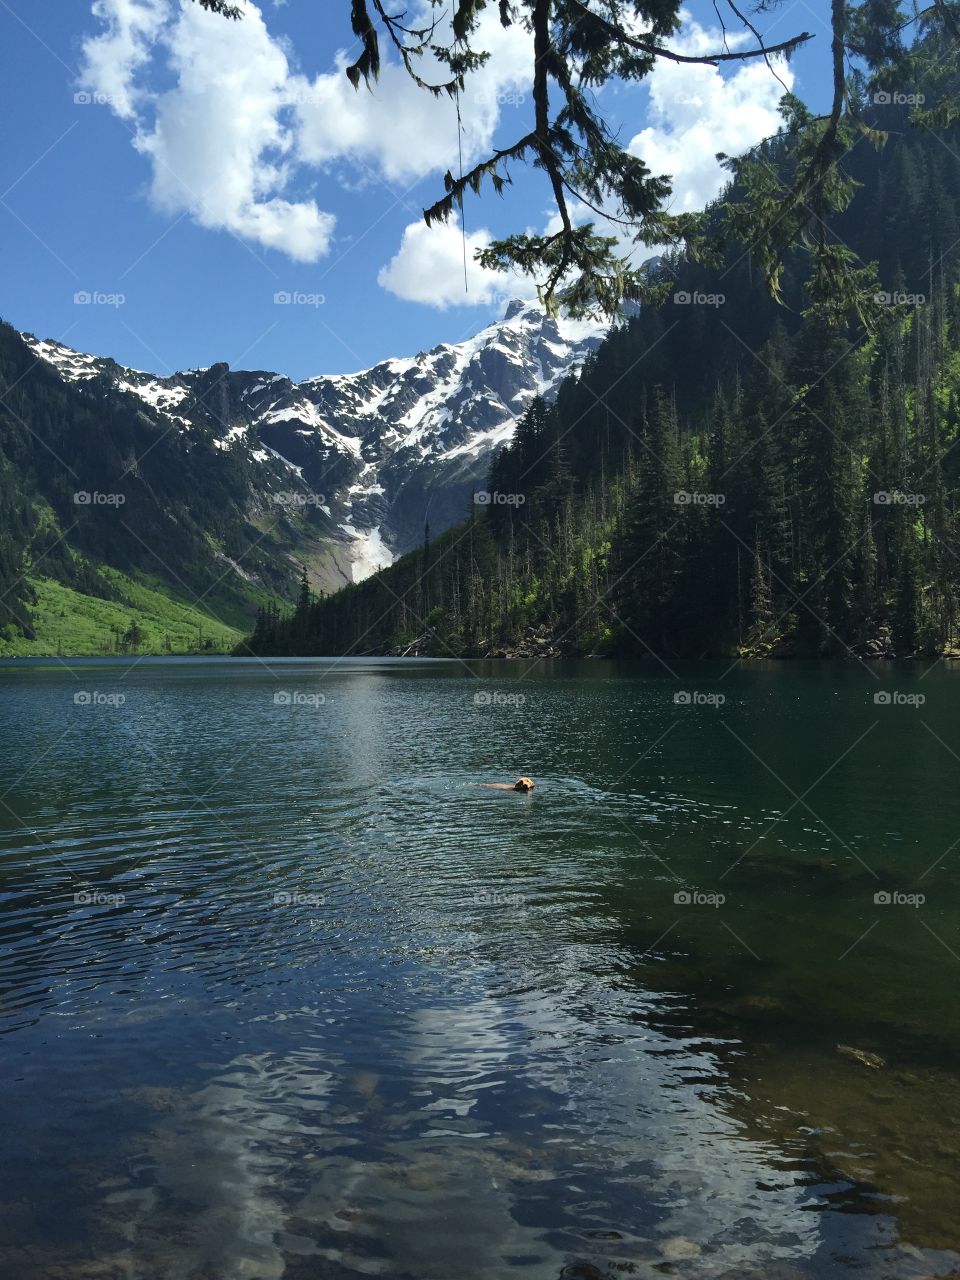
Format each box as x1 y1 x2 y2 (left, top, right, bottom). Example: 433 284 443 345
0 655 959 1279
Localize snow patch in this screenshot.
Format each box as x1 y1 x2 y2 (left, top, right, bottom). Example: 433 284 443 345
339 524 394 583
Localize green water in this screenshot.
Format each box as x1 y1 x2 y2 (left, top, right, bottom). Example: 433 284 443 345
0 656 957 1278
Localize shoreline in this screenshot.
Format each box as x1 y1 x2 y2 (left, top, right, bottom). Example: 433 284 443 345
3 649 957 664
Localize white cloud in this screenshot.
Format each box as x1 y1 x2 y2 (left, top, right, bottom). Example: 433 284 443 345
78 3 789 282
136 2 333 260
81 0 169 120
378 216 528 309
80 0 334 260
377 14 792 309
627 16 793 215
78 0 531 262
293 15 532 185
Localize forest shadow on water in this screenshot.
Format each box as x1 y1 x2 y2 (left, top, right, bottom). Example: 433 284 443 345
0 656 958 1280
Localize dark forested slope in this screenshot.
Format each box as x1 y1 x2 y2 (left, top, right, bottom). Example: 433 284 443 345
245 95 960 661
0 322 304 652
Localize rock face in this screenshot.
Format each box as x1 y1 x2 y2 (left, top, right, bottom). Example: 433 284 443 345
23 302 603 591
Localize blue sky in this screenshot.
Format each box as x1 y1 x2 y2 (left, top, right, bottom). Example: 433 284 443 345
0 0 835 380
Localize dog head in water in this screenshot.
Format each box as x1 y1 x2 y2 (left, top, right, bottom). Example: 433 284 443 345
513 777 535 792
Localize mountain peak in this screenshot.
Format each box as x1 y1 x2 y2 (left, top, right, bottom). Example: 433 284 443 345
503 298 534 322
22 305 606 589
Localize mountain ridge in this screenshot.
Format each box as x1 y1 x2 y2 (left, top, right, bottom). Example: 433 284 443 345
20 301 604 591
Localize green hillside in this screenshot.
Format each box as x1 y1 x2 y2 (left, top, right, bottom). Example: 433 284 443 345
0 570 250 658
0 319 314 657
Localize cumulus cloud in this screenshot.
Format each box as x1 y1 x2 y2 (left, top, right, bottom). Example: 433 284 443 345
78 0 531 262
81 0 169 120
138 2 335 260
377 14 792 308
377 216 538 308
80 0 334 260
78 2 789 283
627 16 793 214
292 18 531 185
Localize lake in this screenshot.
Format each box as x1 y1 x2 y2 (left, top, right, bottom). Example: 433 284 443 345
0 655 958 1279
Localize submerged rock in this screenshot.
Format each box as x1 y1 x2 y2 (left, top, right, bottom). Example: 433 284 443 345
837 1043 886 1070
717 993 787 1022
660 1235 702 1260
559 1264 607 1280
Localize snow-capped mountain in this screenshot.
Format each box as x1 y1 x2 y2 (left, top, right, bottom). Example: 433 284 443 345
22 301 603 590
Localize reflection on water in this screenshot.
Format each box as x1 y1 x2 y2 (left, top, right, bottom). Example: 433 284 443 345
0 656 958 1278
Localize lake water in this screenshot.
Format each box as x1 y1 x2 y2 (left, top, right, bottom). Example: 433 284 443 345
0 655 958 1279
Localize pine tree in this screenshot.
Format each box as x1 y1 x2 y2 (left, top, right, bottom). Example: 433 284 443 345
616 389 682 653
745 541 776 655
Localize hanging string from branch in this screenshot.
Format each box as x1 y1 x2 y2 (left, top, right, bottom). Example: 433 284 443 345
453 14 468 294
